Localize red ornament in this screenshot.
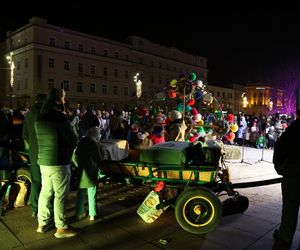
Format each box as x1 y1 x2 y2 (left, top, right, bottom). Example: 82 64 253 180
191 107 199 116
154 181 166 192
168 90 177 98
226 114 235 123
186 99 195 106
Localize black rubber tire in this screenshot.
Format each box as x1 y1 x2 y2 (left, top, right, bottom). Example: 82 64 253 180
175 187 222 235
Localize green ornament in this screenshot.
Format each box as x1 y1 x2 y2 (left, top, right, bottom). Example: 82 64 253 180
189 72 197 81
197 127 204 133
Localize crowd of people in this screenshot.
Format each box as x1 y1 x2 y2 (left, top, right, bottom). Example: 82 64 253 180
0 87 299 246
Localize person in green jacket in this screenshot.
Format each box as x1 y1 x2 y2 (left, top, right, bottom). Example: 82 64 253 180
72 126 102 221
22 94 46 217
35 88 79 238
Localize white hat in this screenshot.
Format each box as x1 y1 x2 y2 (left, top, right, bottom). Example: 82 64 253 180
169 110 182 121
86 126 101 143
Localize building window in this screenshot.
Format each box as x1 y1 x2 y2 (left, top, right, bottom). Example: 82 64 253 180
61 80 69 91
24 79 28 89
17 61 20 70
151 75 154 83
102 84 107 94
159 77 162 84
124 87 128 96
223 93 225 98
91 65 96 74
159 62 162 69
114 69 118 78
113 86 118 95
49 58 54 68
49 38 55 46
48 79 54 89
78 44 83 52
139 58 143 64
125 55 129 61
104 50 108 56
125 71 129 79
217 92 220 97
78 63 83 72
77 82 83 92
166 64 169 70
151 61 154 67
115 52 119 58
103 67 107 76
25 58 28 68
17 80 20 90
65 41 70 49
90 83 95 93
64 61 70 70
173 66 176 72
91 47 96 54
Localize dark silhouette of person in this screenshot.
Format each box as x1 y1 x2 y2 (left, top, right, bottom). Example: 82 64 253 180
22 94 46 217
273 109 300 249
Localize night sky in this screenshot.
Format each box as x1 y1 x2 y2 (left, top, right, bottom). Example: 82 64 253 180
1 2 300 85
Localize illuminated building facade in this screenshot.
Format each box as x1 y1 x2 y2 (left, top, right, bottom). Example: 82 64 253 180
1 17 207 110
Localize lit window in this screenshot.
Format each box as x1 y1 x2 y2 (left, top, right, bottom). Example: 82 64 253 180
61 80 69 91
48 79 54 89
103 67 107 76
91 65 96 74
102 84 107 94
49 58 54 68
49 38 55 46
78 63 83 72
24 79 28 89
124 87 128 96
113 86 118 95
64 61 69 70
77 82 83 92
90 83 95 93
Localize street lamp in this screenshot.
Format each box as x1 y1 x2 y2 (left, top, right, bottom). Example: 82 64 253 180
133 73 142 98
241 92 248 108
6 52 15 107
268 98 273 111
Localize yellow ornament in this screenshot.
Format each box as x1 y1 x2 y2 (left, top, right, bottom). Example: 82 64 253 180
170 79 177 88
230 123 238 133
197 119 204 126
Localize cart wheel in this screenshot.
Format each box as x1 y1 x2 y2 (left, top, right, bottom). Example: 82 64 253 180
175 187 222 235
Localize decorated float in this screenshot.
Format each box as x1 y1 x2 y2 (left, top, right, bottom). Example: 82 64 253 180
98 72 247 235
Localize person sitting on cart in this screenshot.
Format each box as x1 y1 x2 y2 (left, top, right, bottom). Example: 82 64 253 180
166 110 187 141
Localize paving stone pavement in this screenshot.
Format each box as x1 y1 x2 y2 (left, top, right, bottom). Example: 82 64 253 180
1 146 300 249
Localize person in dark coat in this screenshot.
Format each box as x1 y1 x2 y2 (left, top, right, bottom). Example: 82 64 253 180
72 126 102 221
35 88 79 238
0 103 11 161
273 110 300 249
22 94 46 217
79 105 100 138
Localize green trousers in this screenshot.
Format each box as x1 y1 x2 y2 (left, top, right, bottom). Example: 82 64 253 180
75 186 97 217
29 162 41 214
